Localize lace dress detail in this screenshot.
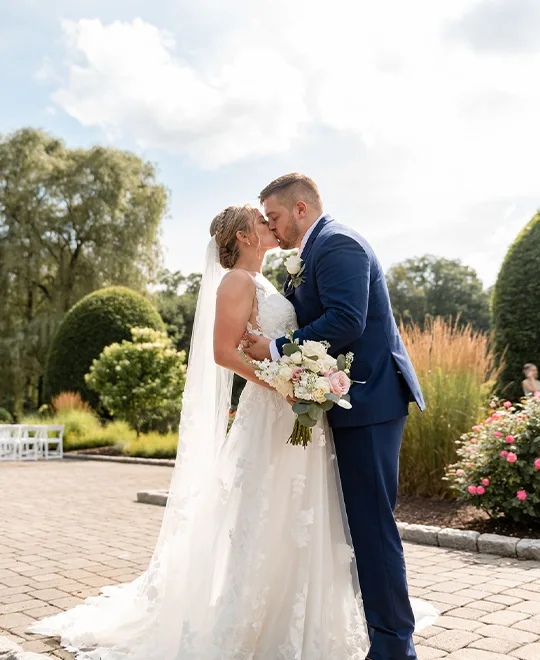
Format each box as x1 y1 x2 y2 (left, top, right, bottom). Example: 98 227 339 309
29 274 371 658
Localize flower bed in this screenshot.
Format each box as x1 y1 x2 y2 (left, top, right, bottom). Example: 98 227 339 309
447 393 540 522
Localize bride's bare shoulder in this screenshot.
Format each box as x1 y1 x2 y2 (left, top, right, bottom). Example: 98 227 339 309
217 269 255 299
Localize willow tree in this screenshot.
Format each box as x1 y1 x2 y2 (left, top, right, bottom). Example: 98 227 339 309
0 128 168 416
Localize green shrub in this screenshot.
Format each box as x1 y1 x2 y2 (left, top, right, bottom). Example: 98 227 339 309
0 408 13 424
399 318 498 498
493 211 540 400
45 286 165 408
447 394 540 521
85 327 186 435
21 408 103 451
82 420 136 449
124 431 178 458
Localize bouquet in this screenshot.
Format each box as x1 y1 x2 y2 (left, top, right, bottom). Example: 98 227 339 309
252 332 354 447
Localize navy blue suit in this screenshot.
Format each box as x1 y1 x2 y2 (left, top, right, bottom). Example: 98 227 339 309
275 215 424 660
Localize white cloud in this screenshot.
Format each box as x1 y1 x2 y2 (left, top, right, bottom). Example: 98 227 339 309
51 18 310 168
40 2 540 284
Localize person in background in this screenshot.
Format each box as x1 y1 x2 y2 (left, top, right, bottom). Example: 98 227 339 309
522 363 540 396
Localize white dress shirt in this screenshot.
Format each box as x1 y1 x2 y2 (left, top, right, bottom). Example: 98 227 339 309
268 214 325 361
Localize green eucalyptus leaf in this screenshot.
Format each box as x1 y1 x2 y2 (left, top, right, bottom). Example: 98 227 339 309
320 399 334 411
308 404 323 421
292 402 310 415
283 343 302 357
337 355 346 372
324 392 340 403
297 412 318 428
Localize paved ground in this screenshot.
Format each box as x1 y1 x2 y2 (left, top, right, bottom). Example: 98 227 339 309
2 462 540 659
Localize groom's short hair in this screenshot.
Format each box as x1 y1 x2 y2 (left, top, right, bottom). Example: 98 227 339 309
259 173 322 211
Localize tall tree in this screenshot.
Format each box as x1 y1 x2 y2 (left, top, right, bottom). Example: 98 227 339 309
386 255 491 332
0 128 168 416
156 269 201 357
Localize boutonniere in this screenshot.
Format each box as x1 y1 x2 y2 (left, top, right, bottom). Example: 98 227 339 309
285 254 305 288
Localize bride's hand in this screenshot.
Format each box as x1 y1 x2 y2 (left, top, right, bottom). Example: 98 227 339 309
286 395 297 406
243 334 272 361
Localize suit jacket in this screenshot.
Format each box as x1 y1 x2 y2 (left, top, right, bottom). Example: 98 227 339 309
275 215 425 428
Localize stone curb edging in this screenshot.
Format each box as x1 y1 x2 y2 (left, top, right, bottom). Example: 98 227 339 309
136 491 540 560
64 453 175 467
397 522 540 560
137 489 169 506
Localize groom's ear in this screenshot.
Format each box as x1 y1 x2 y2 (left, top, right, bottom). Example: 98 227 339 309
295 200 307 218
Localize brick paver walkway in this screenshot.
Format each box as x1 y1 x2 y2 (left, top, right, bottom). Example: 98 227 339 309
2 461 540 659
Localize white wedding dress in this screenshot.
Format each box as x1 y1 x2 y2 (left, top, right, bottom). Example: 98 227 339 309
29 243 436 659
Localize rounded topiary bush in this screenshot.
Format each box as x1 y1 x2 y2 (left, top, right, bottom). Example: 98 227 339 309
492 211 540 400
44 286 165 408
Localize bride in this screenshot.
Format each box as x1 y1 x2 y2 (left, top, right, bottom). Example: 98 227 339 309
30 204 436 659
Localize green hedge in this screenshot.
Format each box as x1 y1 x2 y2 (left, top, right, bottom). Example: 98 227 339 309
492 211 540 400
44 286 165 408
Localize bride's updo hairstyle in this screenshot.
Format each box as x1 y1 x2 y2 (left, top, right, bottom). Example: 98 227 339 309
210 204 260 269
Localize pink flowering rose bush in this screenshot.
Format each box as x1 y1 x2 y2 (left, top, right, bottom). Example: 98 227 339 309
446 393 540 522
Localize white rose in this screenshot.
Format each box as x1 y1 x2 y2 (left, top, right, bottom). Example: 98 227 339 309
285 254 303 275
291 351 303 365
275 379 294 398
278 365 294 381
321 354 338 372
312 377 331 403
305 359 320 373
302 340 327 360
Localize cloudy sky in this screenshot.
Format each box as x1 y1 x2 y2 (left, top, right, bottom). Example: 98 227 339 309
1 0 539 285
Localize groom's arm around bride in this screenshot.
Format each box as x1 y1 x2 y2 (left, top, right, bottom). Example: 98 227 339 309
245 173 425 660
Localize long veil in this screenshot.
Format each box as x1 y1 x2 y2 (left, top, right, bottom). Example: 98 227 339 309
29 237 234 657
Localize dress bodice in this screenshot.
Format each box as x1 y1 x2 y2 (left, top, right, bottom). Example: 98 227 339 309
249 273 298 340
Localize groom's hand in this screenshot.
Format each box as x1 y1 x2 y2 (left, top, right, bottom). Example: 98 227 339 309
243 334 272 361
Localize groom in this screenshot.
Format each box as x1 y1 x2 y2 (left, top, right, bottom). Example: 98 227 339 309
244 173 425 660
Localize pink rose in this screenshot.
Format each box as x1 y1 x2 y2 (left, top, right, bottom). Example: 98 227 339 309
492 413 502 420
504 401 512 408
470 437 478 443
482 478 490 486
456 469 464 477
485 418 493 425
494 432 502 438
467 485 477 495
500 451 509 458
472 425 482 432
506 435 515 443
328 370 351 397
534 391 540 399
534 458 540 470
517 490 527 501
476 486 485 495
507 452 517 463
291 367 304 383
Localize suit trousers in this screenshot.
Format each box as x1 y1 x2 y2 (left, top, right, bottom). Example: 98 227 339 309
333 418 417 660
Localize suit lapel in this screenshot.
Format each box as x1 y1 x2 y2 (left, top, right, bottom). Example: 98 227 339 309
282 215 334 298
299 214 333 264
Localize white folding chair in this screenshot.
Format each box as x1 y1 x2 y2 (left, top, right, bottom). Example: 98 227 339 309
39 425 64 460
0 425 20 461
18 425 41 461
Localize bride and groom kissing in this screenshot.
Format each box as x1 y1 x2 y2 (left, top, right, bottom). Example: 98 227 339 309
30 173 437 659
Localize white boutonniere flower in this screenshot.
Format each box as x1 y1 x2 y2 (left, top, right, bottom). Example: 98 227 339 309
285 254 305 289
